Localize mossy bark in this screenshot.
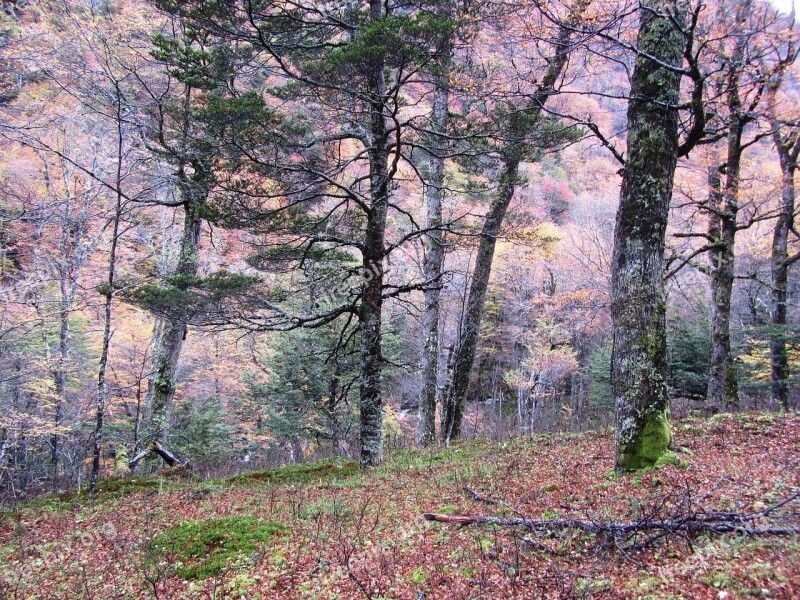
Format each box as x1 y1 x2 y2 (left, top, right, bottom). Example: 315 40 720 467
114 445 130 475
617 409 673 470
150 199 203 445
612 0 685 471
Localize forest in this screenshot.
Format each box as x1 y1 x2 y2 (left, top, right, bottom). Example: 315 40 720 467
0 0 799 597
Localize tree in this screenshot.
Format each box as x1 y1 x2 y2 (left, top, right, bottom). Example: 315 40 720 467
151 0 459 467
768 70 800 411
248 319 359 460
703 0 752 412
440 0 588 443
611 0 686 471
417 0 456 447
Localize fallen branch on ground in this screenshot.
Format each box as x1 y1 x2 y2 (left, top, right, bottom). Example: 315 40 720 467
423 490 800 560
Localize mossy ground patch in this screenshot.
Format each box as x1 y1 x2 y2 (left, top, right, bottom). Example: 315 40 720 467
151 516 286 580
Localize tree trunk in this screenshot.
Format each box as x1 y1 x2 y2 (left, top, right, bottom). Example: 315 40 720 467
770 128 798 411
50 298 68 479
150 200 203 445
91 140 123 494
151 441 183 467
418 68 449 446
358 0 390 468
705 152 739 412
705 0 749 411
440 9 579 442
442 157 519 443
612 0 684 471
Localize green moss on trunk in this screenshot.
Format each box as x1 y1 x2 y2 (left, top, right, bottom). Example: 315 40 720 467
618 409 672 470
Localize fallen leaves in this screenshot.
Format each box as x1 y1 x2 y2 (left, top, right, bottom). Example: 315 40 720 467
0 412 798 598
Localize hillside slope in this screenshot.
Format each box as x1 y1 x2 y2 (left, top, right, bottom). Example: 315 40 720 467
1 413 799 599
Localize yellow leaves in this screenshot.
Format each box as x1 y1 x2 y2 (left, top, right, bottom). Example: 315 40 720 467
739 336 800 384
503 317 579 392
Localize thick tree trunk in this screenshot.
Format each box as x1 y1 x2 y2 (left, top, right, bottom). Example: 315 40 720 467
359 0 389 468
442 157 519 443
150 200 203 445
612 0 684 471
770 130 797 411
418 70 449 446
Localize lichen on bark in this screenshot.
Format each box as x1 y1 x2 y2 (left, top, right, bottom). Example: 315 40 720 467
611 0 685 471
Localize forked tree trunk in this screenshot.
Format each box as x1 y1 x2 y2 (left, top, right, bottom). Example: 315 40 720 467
612 0 684 471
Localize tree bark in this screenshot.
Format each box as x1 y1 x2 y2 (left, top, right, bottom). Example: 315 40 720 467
418 66 449 446
705 153 739 412
705 2 750 412
770 127 798 411
50 298 68 479
91 100 124 493
150 198 203 445
358 0 390 468
442 157 519 443
441 10 579 443
612 0 685 471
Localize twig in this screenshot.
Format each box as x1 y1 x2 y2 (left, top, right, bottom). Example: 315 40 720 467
463 485 497 505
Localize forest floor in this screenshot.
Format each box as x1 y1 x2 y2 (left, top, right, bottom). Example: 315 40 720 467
1 412 799 599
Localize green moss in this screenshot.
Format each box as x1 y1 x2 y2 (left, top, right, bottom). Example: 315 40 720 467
409 566 428 584
652 451 690 470
619 409 673 470
151 516 285 580
436 504 458 515
541 483 560 493
225 458 358 487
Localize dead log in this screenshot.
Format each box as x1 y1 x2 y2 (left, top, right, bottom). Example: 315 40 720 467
422 512 800 536
128 449 151 471
150 441 184 467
